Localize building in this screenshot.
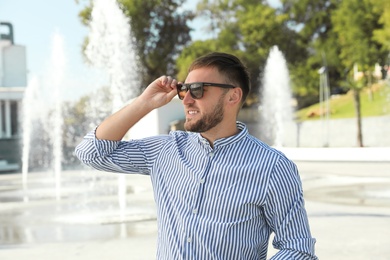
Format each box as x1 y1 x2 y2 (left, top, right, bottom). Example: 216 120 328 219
0 22 27 172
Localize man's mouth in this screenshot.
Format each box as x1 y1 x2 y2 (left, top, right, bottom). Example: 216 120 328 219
188 110 198 115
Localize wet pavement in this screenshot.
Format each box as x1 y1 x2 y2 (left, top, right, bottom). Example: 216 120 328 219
0 161 389 259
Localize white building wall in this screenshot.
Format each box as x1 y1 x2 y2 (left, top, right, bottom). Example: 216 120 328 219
240 108 390 147
0 41 3 85
2 44 27 87
128 97 185 139
0 36 26 139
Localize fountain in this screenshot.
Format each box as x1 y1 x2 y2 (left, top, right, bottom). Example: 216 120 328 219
85 0 141 226
21 31 66 200
0 0 156 246
50 32 66 201
21 75 37 199
85 0 140 107
260 45 295 147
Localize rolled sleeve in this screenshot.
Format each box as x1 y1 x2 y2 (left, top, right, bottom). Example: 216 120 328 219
74 129 128 173
75 128 172 175
266 158 318 260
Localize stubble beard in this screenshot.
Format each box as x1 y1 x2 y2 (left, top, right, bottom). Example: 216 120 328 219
184 95 225 133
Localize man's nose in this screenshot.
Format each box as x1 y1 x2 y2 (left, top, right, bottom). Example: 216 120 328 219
182 90 194 104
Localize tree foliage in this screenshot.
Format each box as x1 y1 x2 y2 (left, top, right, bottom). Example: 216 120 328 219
373 0 390 51
332 0 385 72
76 0 390 108
78 0 194 87
176 0 304 103
329 0 388 147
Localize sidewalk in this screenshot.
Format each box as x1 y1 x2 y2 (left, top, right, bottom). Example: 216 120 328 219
295 161 390 260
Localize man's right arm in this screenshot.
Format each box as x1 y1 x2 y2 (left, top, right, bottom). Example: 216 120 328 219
74 75 178 173
96 75 178 141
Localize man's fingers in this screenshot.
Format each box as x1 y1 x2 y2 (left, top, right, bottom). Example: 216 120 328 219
170 79 177 88
160 75 177 90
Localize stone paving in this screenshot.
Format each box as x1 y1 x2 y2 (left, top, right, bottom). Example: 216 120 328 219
296 161 390 260
0 160 389 260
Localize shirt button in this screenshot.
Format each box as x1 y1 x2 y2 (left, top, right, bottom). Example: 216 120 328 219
209 152 214 157
199 178 205 184
187 237 192 243
192 208 198 214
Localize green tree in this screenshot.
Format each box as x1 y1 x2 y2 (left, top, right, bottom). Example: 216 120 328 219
176 40 220 81
77 0 193 88
178 0 302 105
280 0 343 105
332 0 387 147
373 0 390 51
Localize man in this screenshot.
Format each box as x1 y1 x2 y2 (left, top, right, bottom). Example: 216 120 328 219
75 52 317 259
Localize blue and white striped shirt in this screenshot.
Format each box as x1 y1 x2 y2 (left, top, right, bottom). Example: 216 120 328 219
75 122 317 259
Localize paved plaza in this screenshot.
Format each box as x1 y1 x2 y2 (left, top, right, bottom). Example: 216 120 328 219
0 160 389 260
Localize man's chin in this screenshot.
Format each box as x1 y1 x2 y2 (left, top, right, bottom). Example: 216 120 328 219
184 121 192 132
184 120 200 132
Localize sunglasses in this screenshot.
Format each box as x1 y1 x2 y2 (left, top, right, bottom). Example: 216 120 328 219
176 82 236 100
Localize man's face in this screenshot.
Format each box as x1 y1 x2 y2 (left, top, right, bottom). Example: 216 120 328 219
182 67 229 133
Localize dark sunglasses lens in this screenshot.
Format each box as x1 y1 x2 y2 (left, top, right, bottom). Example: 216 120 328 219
177 84 187 100
190 83 203 99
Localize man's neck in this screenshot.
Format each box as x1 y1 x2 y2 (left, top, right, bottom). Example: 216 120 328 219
200 122 239 148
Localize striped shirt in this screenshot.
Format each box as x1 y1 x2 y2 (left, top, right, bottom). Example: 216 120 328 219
75 122 317 259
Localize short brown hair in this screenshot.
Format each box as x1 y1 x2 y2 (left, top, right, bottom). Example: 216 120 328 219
189 52 251 105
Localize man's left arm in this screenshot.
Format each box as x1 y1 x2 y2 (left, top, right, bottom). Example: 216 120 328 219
264 157 318 260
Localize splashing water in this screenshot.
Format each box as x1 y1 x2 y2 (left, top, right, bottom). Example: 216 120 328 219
86 0 140 111
50 32 66 201
21 31 66 201
86 0 141 224
260 46 294 147
21 76 38 201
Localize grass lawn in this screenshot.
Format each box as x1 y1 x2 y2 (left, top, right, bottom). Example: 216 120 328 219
295 82 390 121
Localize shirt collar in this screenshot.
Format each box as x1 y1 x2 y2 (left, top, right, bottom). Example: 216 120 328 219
195 121 248 149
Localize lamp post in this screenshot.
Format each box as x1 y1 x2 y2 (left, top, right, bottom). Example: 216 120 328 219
0 22 14 44
318 66 330 147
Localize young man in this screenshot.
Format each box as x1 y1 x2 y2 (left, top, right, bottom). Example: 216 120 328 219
75 52 317 259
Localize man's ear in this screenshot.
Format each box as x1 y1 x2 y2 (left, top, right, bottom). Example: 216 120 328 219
228 87 243 105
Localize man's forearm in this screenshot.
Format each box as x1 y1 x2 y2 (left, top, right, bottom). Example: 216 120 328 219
95 97 154 141
95 75 178 141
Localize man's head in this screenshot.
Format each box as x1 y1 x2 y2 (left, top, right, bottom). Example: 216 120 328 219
179 52 251 135
188 52 251 106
